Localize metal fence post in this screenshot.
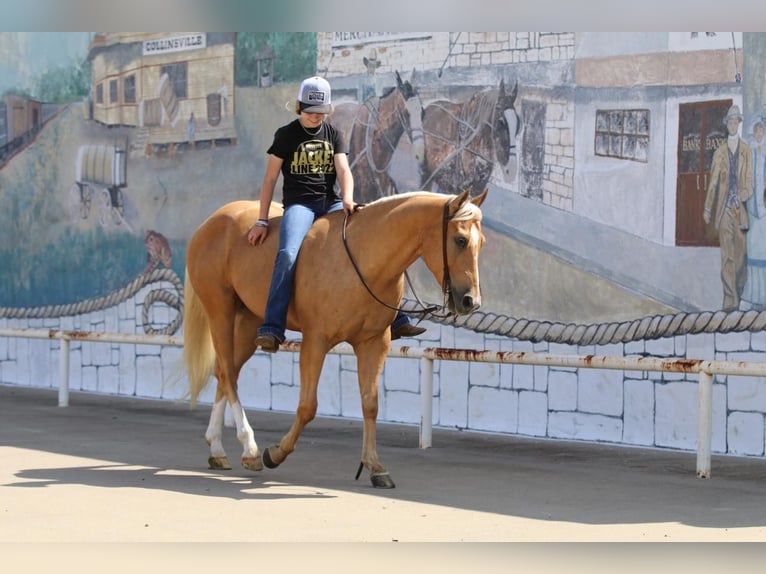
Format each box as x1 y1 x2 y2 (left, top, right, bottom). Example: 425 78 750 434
58 334 70 407
696 367 714 478
419 356 434 449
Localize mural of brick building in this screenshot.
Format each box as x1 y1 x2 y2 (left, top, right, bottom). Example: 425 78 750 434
317 32 744 314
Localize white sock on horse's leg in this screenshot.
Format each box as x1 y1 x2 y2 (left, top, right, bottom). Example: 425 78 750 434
230 400 258 459
205 397 227 460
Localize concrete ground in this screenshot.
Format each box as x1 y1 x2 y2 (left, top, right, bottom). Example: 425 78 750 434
1 383 766 570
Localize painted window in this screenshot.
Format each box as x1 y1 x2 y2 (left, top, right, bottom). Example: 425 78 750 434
595 109 649 163
109 79 118 104
123 75 136 104
160 62 188 99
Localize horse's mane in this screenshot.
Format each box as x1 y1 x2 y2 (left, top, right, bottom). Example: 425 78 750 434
363 191 482 222
453 199 483 222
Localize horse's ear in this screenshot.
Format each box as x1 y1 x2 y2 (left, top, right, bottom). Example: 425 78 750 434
396 70 403 88
449 188 486 217
448 188 472 215
471 188 488 207
509 81 519 104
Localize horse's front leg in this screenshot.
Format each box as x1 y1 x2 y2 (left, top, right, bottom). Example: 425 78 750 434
353 336 395 488
262 340 327 469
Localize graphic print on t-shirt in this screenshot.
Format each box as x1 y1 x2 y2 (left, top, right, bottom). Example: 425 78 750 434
290 139 336 175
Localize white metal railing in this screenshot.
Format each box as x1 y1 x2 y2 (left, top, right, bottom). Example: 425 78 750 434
3 327 766 479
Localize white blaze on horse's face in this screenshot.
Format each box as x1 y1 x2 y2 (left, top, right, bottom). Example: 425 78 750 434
504 108 518 153
446 199 485 315
405 95 425 164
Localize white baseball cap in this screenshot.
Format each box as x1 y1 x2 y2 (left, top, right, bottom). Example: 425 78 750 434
298 76 332 113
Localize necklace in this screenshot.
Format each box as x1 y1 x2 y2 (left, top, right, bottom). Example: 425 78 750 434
300 120 324 137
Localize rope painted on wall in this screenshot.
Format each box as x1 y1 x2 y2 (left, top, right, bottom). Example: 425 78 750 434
0 268 183 336
400 298 766 345
4 278 766 345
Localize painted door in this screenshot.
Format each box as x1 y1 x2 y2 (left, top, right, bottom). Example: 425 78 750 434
676 99 732 246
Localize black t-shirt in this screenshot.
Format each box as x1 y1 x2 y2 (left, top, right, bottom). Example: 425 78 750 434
267 119 348 207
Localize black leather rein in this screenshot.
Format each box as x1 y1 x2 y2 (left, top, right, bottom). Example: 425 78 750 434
341 199 455 318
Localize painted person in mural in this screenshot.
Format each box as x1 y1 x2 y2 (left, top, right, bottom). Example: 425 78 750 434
188 112 196 148
704 104 753 312
246 76 426 352
743 116 766 310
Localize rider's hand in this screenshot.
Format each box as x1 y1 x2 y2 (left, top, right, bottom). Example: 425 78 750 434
247 224 268 245
342 198 357 216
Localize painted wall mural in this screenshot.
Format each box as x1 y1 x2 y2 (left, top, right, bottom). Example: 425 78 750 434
2 32 765 347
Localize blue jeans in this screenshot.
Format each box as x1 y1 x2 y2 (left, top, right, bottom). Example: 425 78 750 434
258 198 410 342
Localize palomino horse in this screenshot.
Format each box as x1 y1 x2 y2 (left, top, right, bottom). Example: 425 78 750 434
329 71 420 203
418 79 519 194
182 189 487 488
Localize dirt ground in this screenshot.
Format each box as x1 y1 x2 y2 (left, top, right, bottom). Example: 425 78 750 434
2 384 765 570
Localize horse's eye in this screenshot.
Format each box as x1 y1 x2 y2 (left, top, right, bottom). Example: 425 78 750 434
454 236 468 249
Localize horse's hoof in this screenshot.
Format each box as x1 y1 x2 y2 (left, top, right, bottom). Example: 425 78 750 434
262 446 280 469
370 472 396 489
242 455 264 471
208 456 232 470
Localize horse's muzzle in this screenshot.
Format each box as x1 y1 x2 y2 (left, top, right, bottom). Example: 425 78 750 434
450 291 481 315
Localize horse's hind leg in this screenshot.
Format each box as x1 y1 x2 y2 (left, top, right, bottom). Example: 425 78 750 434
231 309 262 471
206 389 232 470
225 395 263 471
204 297 262 471
207 355 263 471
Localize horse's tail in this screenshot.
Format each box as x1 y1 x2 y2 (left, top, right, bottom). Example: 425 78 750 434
182 269 216 408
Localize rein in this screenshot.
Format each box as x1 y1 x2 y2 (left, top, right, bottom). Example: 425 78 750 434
341 200 455 319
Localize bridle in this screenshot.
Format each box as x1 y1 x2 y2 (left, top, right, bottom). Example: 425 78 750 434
341 199 457 320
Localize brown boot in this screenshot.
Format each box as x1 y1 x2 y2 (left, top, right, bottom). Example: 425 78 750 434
391 323 427 341
255 333 280 353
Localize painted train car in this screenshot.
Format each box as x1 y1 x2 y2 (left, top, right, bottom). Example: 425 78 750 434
0 94 43 163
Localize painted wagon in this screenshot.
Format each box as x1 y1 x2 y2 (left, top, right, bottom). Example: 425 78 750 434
69 139 128 227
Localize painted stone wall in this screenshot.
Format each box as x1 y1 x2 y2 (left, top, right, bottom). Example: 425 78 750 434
2 293 765 458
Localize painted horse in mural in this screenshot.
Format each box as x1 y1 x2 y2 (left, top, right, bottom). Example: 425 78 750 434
418 79 519 194
330 71 420 203
182 188 487 488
